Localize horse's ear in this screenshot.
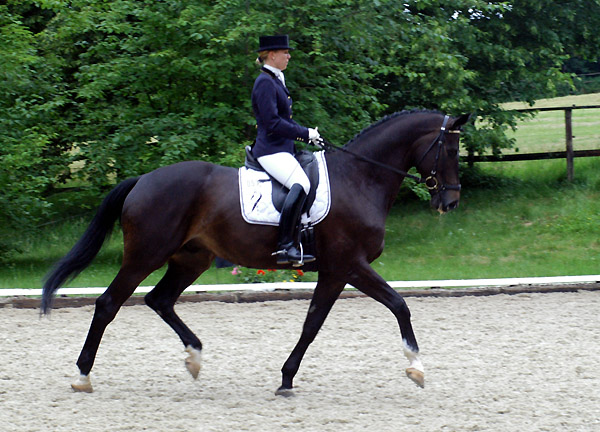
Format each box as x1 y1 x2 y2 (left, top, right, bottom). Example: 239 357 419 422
450 113 471 130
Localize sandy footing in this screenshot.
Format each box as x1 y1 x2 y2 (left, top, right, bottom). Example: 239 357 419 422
1 291 599 431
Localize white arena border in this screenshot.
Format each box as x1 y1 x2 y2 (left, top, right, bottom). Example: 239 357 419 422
1 275 599 297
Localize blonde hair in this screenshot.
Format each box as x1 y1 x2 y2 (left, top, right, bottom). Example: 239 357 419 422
255 51 269 65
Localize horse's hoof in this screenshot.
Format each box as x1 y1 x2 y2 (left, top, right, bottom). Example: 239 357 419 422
275 386 295 397
71 374 93 393
406 367 425 388
184 346 202 379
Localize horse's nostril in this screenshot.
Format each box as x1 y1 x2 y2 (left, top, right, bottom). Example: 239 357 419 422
447 200 459 211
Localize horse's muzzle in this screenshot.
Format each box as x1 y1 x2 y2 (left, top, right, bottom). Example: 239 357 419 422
431 190 460 214
443 199 460 212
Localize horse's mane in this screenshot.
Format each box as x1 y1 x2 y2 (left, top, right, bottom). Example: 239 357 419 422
345 109 443 147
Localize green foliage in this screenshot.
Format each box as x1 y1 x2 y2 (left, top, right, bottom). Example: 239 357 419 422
0 6 55 226
2 0 600 229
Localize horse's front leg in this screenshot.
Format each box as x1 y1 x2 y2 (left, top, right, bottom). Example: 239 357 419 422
348 262 425 388
277 273 346 396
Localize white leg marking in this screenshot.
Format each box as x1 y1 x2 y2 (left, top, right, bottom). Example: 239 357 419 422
184 345 202 379
403 339 425 388
71 373 93 393
403 339 424 373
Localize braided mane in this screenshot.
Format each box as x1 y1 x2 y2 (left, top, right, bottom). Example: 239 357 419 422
345 109 442 146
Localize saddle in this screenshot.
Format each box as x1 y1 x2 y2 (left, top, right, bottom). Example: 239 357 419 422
244 145 320 214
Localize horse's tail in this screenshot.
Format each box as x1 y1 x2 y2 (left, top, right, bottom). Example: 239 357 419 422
41 177 140 314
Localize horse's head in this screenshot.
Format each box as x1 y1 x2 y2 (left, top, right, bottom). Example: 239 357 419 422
413 113 471 213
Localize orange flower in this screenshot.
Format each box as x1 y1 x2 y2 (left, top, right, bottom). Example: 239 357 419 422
257 269 266 275
296 270 304 276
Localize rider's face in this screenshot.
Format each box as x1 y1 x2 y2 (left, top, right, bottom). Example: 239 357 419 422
270 50 290 71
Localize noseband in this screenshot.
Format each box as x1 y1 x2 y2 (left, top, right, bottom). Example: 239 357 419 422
321 115 462 192
414 115 462 192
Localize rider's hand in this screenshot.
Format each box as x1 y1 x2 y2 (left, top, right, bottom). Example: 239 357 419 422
308 127 325 148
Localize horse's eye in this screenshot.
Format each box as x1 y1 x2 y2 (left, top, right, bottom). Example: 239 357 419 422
447 148 458 158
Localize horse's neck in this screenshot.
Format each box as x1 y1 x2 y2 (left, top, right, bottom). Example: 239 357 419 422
349 121 416 175
351 136 411 166
348 116 423 160
332 114 441 212
334 131 414 208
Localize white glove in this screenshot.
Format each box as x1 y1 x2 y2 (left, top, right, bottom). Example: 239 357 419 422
308 127 324 147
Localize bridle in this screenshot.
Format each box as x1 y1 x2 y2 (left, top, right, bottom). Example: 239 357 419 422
321 115 462 192
413 115 462 192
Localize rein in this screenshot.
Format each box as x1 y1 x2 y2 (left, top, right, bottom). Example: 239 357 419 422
321 115 461 192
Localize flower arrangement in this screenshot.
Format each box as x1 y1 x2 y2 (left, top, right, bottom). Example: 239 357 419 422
232 267 305 284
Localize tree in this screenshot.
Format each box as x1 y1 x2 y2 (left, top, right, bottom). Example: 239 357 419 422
2 0 600 234
0 3 61 226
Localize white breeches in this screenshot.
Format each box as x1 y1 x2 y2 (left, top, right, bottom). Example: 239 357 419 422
257 152 310 195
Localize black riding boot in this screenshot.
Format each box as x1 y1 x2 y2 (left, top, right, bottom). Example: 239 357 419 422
275 184 316 266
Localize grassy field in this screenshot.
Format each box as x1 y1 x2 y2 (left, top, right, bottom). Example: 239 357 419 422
2 94 600 289
377 159 600 280
502 93 600 153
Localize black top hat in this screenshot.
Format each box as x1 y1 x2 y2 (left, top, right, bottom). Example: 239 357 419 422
257 35 294 52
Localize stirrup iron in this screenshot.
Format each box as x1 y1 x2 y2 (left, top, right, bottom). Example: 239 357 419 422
272 242 315 266
293 243 305 267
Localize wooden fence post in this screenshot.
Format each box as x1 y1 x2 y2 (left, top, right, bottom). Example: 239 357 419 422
462 105 600 168
565 108 574 181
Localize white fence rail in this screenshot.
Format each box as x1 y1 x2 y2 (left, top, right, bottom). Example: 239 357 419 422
1 275 599 297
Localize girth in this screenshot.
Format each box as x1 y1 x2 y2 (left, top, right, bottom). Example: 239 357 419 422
244 145 320 214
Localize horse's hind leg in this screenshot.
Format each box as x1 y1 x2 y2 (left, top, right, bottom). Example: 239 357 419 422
277 272 346 396
347 261 424 388
144 249 214 380
73 265 152 392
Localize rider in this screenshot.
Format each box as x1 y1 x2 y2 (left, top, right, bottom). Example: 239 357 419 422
251 35 322 265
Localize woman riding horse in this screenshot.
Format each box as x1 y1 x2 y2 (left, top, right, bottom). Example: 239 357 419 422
41 39 470 393
252 35 322 265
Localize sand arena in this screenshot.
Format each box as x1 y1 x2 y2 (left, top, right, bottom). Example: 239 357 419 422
1 290 599 431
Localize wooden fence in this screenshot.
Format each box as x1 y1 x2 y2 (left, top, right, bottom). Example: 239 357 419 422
461 105 600 181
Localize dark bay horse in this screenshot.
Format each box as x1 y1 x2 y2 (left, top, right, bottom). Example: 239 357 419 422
42 109 470 394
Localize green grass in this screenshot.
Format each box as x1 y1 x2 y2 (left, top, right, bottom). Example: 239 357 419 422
502 93 600 153
375 158 600 280
3 159 599 289
0 220 242 289
502 92 600 110
2 93 600 290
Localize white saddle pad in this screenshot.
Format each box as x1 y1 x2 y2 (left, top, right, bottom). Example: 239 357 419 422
239 150 331 226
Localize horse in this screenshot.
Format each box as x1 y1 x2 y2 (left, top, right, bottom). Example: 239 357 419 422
42 109 470 395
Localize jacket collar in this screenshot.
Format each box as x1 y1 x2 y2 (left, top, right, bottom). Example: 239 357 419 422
261 67 290 95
